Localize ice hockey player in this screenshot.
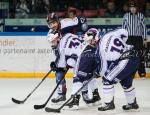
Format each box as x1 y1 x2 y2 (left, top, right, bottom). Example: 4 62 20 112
47 29 101 106
46 13 100 104
47 29 101 105
47 11 87 36
66 28 101 109
46 12 87 103
97 29 139 111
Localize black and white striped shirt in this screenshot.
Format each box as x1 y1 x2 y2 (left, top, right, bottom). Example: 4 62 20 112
122 12 147 39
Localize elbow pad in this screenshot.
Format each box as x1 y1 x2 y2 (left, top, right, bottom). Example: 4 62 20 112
67 58 76 68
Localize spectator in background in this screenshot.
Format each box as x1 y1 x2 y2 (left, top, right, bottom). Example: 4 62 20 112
104 1 121 18
121 3 129 16
15 0 30 18
122 3 147 79
9 0 17 18
32 0 49 17
145 1 150 17
67 7 77 19
25 0 33 13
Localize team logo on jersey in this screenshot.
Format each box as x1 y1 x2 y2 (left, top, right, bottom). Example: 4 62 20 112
80 18 85 24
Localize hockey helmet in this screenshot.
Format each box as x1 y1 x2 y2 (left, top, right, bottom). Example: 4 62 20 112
47 29 60 42
84 28 100 42
46 12 59 28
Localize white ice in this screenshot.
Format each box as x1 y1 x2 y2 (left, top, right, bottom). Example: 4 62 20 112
0 78 150 115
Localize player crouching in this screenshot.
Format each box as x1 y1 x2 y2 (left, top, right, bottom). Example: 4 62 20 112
97 29 139 111
66 28 101 109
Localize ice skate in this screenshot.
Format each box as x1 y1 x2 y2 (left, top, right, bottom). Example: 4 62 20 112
66 95 80 110
98 99 115 111
51 95 66 104
122 98 139 111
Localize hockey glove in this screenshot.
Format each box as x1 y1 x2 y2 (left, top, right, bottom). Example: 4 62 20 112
93 71 101 78
50 61 57 71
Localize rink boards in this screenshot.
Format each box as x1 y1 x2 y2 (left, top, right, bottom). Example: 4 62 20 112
0 32 150 78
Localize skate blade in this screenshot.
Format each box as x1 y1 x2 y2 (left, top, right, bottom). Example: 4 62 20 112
97 108 116 113
62 105 79 111
123 108 140 112
86 100 102 107
92 101 102 106
51 101 65 105
86 103 93 107
69 105 79 110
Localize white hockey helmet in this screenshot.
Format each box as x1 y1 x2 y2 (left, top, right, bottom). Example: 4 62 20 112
114 29 128 42
47 29 60 42
83 28 100 43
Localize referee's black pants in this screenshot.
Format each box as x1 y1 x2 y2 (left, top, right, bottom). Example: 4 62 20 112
126 36 146 78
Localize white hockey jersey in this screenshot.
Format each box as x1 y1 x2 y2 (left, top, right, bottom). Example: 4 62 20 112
55 33 87 68
97 29 131 76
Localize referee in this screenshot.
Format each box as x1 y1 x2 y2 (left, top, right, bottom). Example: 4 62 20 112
122 3 147 79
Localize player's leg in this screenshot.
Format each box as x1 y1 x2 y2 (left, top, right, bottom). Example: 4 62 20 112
98 58 139 111
98 60 129 111
51 68 67 103
81 81 91 104
98 77 115 111
119 57 140 110
66 74 96 109
86 78 101 104
66 75 82 109
120 73 139 110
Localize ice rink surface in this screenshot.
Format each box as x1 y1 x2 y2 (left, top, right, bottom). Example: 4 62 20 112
0 78 150 115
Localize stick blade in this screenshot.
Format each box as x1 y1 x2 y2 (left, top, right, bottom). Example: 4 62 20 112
45 107 61 113
12 98 24 104
34 104 45 110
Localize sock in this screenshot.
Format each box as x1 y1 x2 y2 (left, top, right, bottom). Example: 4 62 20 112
71 82 82 95
124 86 136 104
56 84 67 95
103 85 114 103
89 78 98 92
57 84 63 95
82 80 88 93
82 91 89 101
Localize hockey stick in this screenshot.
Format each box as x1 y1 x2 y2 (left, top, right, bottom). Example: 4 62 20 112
34 69 68 110
45 74 95 113
44 50 134 113
12 69 52 104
